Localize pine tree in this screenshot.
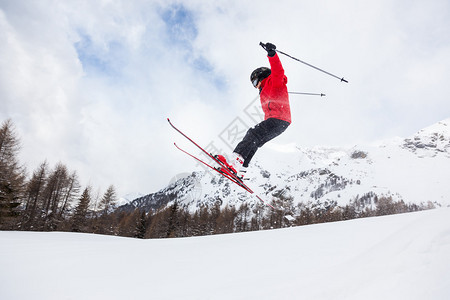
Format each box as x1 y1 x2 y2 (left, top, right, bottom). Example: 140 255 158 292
134 210 147 239
98 185 117 216
71 187 91 232
0 119 25 229
166 201 179 238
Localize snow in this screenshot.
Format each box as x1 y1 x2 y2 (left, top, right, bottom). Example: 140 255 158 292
1 208 450 300
156 118 450 212
117 192 144 206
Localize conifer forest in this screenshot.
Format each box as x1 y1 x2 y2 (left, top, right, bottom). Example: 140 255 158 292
0 119 434 238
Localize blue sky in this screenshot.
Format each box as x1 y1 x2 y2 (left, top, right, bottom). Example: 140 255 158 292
161 4 198 46
1 0 450 197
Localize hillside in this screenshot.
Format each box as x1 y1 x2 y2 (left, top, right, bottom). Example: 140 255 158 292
1 208 449 300
122 118 450 213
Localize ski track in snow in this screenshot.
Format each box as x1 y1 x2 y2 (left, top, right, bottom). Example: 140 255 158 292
1 208 450 300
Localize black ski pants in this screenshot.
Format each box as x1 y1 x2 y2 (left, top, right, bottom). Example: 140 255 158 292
233 118 290 167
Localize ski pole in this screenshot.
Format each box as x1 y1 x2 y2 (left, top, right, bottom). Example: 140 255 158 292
288 92 326 97
260 42 348 83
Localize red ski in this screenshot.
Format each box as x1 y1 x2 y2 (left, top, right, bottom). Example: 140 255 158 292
168 118 275 209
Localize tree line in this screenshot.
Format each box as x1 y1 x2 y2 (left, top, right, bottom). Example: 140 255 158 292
57 194 433 239
0 119 436 238
0 119 118 231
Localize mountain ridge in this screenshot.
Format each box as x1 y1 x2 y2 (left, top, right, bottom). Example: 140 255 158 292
120 118 450 213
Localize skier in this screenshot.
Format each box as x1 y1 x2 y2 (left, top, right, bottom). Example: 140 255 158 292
229 42 291 178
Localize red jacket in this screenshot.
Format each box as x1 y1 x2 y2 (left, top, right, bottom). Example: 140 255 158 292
259 53 291 124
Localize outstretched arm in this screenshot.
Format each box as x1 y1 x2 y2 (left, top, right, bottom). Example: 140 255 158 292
268 53 285 87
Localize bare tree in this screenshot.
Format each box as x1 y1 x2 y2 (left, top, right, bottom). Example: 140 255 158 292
58 171 80 220
22 161 48 229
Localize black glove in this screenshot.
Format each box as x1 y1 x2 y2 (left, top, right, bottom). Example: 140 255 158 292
263 42 276 57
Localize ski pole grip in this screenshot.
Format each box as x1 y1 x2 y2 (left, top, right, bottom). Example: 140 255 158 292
259 42 267 50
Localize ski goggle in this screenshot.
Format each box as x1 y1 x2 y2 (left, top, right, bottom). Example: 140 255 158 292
252 78 259 88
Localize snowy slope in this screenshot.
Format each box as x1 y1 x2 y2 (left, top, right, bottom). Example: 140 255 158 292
117 192 144 206
1 208 450 300
125 118 450 212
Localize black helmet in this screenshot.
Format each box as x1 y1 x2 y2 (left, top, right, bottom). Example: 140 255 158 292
250 67 271 87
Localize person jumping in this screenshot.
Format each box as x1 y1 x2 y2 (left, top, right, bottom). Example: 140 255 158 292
229 42 291 179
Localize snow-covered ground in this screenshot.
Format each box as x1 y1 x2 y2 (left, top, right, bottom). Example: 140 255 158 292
1 208 449 300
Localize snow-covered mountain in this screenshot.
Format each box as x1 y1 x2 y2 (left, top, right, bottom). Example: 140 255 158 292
117 192 145 206
121 118 450 212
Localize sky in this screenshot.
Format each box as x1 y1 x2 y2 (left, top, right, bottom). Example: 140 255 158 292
1 0 450 197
